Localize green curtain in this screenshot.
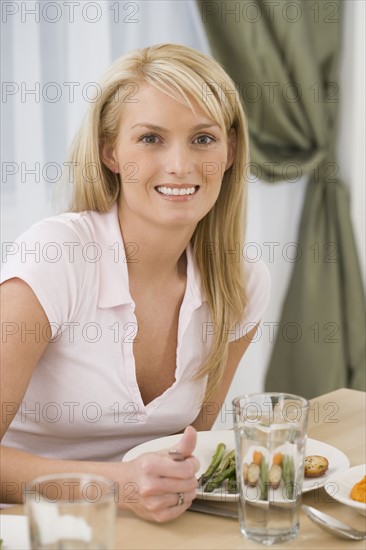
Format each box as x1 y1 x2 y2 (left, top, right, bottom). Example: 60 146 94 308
197 0 365 398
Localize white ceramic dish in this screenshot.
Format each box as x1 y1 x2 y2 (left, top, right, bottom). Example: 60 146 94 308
325 464 366 516
123 430 350 502
0 515 30 549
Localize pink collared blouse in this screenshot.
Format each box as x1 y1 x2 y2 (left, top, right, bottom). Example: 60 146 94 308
1 205 270 460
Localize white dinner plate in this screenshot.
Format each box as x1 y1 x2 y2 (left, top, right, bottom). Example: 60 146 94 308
0 515 31 549
325 464 366 516
123 431 350 502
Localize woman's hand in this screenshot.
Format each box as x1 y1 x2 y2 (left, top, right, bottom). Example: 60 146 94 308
120 426 200 522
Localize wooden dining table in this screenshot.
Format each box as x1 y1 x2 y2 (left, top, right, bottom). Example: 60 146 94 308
2 388 366 549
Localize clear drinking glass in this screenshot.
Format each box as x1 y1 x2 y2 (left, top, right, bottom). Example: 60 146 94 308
24 473 116 549
233 393 309 545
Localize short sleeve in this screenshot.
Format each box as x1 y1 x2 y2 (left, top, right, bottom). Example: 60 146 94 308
228 259 271 342
0 217 89 338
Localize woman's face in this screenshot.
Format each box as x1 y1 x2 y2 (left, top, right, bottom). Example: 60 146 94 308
103 83 236 232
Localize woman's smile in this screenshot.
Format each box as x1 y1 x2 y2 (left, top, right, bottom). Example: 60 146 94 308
155 184 200 200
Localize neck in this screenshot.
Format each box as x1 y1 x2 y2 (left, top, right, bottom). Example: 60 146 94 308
118 208 195 286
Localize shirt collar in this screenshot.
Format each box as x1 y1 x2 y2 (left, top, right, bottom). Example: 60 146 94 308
92 204 133 308
93 204 206 309
185 242 205 308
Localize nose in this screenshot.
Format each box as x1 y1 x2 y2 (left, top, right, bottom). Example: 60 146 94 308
163 142 194 177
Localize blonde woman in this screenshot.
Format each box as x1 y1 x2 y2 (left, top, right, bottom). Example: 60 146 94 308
1 44 270 522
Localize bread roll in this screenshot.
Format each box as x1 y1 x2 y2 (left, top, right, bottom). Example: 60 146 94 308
304 455 329 477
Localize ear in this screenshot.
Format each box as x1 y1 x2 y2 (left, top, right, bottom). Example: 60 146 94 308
225 127 237 170
100 145 119 173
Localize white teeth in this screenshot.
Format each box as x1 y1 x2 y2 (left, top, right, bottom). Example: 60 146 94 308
156 186 196 196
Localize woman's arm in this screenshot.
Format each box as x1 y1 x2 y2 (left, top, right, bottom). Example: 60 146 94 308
0 279 199 522
0 431 199 523
1 278 50 439
191 324 259 431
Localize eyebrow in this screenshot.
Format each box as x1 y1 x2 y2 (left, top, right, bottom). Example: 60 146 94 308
130 122 221 131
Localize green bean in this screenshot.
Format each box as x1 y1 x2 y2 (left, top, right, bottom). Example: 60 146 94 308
282 455 295 499
227 478 238 494
198 442 226 486
204 462 236 493
217 449 235 473
282 456 289 485
260 458 269 501
288 456 295 499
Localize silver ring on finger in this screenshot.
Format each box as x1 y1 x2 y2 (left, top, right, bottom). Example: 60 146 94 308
177 492 185 506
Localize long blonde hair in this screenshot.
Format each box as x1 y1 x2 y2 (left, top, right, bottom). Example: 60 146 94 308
67 44 249 402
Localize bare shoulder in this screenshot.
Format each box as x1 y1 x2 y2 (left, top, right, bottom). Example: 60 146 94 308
2 277 50 319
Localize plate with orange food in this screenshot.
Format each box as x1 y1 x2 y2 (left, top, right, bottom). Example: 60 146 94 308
325 464 366 516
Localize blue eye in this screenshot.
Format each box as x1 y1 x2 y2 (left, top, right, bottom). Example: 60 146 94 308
194 135 215 146
140 134 159 144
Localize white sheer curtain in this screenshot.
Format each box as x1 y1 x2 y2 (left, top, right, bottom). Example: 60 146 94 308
1 1 364 428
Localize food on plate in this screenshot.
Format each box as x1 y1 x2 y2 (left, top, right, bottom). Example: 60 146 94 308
253 450 263 466
198 444 237 493
205 461 236 493
243 462 249 483
199 445 292 500
260 457 269 500
198 442 226 486
282 454 295 498
272 452 283 466
350 475 366 503
269 464 282 489
199 444 329 498
243 450 295 500
246 462 260 486
304 455 329 477
204 449 236 493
